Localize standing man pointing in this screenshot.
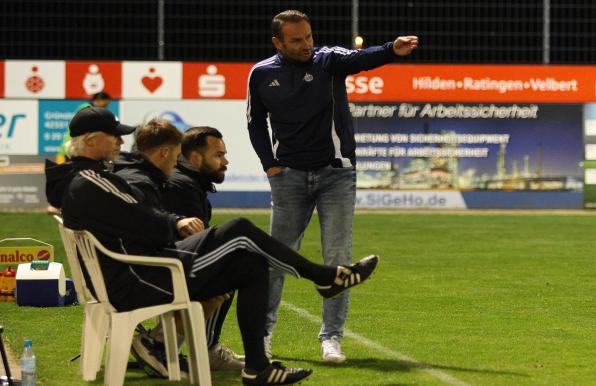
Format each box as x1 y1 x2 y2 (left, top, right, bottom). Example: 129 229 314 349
246 9 418 362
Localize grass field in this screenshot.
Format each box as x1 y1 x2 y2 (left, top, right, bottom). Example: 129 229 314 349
0 211 595 386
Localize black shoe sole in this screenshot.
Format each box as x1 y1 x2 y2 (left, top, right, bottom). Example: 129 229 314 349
317 255 379 298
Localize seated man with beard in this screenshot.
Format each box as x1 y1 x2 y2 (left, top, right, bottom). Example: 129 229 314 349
160 126 244 370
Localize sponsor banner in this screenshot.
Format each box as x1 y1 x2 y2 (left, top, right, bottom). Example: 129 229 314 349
65 61 122 99
38 100 120 154
183 62 252 99
0 155 48 209
195 190 582 209
0 100 38 154
354 189 581 209
0 245 53 267
356 190 466 209
4 60 65 99
2 61 596 102
348 64 596 103
0 61 4 98
122 62 182 99
120 100 268 191
352 102 583 198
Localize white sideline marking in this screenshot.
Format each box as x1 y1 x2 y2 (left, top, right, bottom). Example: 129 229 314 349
281 300 472 386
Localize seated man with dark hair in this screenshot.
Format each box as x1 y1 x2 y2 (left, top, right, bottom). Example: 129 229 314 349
46 108 378 386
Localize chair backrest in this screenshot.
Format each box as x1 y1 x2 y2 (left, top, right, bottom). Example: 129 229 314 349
72 230 117 312
53 215 95 304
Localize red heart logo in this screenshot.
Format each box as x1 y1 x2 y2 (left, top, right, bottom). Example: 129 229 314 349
141 75 163 93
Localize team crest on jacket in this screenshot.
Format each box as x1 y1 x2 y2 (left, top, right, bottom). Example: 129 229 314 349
303 73 314 82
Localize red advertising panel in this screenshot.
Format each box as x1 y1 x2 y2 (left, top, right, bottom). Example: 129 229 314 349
347 64 596 103
183 62 253 99
65 61 122 99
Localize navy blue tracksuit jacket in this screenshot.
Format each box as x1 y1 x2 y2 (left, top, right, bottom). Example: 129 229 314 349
246 42 399 171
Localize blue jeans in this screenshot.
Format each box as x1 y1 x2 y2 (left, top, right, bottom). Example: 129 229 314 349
266 165 356 341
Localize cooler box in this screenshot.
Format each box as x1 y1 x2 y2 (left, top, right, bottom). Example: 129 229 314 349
16 262 66 306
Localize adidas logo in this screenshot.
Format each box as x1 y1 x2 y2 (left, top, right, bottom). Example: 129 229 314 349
269 79 280 87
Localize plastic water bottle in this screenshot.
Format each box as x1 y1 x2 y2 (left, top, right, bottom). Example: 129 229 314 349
20 339 36 386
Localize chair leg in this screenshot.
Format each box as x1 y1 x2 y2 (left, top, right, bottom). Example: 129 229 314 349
161 311 181 380
80 305 92 380
104 314 135 386
81 302 108 381
182 303 212 386
94 306 109 375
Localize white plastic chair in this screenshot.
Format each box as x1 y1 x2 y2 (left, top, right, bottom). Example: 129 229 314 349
73 229 212 386
54 215 108 381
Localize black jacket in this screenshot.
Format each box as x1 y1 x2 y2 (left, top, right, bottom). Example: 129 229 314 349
113 152 173 214
162 156 215 227
45 156 183 310
247 42 399 171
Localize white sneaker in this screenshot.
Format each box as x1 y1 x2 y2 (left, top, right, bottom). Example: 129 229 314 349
264 335 273 360
208 343 245 371
320 336 346 363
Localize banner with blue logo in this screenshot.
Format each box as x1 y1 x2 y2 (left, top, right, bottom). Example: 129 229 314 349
0 100 38 155
120 100 268 192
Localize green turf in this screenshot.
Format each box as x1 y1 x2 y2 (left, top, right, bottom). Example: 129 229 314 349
0 212 595 385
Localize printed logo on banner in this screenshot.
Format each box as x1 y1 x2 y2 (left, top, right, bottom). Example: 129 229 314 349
122 62 182 99
355 190 466 209
346 75 384 95
65 62 122 99
182 63 252 99
0 100 39 155
4 61 65 99
141 68 163 92
346 64 596 103
119 100 268 192
198 65 225 97
38 100 120 154
153 111 193 131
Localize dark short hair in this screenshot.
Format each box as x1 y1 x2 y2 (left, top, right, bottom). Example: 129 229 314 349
136 118 183 152
271 10 310 40
182 126 223 158
91 91 111 101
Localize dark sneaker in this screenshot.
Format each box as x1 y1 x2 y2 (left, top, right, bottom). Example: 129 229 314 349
131 333 189 379
316 255 379 299
242 361 312 385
